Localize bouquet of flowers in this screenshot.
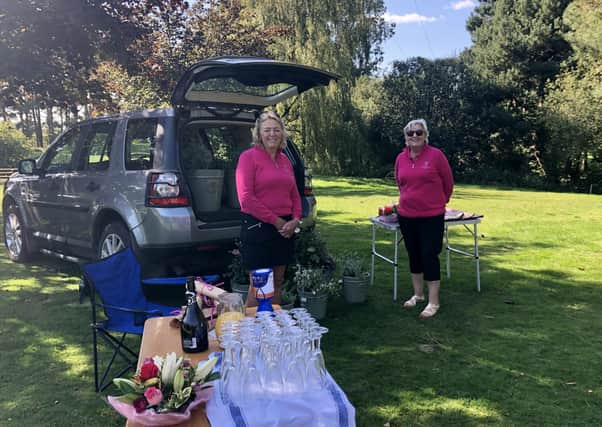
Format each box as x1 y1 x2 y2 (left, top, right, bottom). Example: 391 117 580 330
108 352 219 425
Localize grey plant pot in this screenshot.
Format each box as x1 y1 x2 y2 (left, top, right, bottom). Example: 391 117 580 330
299 291 328 320
280 299 295 310
343 275 368 303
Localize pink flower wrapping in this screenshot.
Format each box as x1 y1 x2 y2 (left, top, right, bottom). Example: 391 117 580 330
108 387 213 426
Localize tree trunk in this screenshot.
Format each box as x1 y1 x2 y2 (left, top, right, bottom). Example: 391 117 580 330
46 104 55 142
21 109 33 137
32 104 44 147
70 104 78 126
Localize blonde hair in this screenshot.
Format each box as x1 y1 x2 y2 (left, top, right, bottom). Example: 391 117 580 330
404 118 429 143
252 111 288 149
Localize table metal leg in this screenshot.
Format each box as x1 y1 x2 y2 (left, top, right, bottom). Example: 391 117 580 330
445 225 451 279
370 223 376 286
393 229 398 301
474 223 480 292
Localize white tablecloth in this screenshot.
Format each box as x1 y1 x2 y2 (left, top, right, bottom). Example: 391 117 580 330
206 353 356 427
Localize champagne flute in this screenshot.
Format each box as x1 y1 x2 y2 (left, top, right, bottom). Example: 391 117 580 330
215 293 245 339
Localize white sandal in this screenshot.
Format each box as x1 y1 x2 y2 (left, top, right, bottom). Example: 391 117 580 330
403 295 425 308
419 303 440 318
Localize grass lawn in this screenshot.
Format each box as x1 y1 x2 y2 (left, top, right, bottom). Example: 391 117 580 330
1 177 602 426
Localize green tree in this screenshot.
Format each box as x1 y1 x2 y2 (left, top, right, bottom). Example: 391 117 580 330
244 0 393 175
94 0 287 109
0 122 41 167
0 0 188 143
380 57 521 183
465 0 572 182
541 0 602 189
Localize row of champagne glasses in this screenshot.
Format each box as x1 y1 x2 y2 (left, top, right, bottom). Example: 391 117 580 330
218 308 329 405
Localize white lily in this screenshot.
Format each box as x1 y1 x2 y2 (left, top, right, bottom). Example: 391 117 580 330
152 355 164 370
194 357 218 383
161 352 182 386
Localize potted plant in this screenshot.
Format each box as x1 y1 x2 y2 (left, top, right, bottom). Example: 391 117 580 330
294 265 341 320
280 283 296 310
340 251 370 303
294 229 335 271
226 244 250 298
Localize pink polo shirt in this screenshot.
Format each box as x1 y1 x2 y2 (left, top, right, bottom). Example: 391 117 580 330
235 145 302 225
394 144 454 218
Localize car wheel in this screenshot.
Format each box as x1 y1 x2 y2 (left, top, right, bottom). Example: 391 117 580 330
3 205 33 262
97 222 131 259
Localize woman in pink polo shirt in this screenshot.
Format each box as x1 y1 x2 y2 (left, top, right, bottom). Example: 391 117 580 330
395 118 453 318
235 111 302 306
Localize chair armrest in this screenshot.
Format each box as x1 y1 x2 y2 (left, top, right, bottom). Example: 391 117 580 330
142 277 187 286
94 302 171 326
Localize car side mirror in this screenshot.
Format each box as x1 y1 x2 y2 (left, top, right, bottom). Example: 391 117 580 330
18 159 37 175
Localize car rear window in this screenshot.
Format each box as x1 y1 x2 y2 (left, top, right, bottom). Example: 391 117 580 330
189 78 292 97
180 124 251 172
78 121 117 171
125 118 159 170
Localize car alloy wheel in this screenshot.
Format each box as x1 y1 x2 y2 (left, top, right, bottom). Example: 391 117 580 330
4 212 22 258
3 205 32 262
100 234 125 258
98 222 131 259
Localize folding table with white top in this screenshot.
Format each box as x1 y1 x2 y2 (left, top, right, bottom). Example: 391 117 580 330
369 211 483 300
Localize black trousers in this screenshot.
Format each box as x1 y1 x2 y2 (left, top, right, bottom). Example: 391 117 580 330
397 214 445 281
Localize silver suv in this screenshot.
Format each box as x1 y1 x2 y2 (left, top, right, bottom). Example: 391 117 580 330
2 57 337 275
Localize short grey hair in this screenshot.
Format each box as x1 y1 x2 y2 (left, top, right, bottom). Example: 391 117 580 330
404 118 429 143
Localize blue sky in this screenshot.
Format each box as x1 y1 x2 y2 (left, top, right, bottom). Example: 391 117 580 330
380 0 477 71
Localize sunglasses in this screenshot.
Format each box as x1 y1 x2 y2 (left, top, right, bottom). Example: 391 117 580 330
405 130 425 137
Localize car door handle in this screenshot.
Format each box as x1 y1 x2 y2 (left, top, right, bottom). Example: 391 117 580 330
86 181 100 192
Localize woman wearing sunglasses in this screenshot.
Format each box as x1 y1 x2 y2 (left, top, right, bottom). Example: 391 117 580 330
394 119 453 318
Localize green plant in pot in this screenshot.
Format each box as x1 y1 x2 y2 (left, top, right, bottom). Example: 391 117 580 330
294 264 341 320
280 281 296 310
340 251 370 304
294 229 335 270
226 243 250 297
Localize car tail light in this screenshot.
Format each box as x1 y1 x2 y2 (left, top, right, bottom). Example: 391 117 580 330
304 169 314 196
146 172 190 207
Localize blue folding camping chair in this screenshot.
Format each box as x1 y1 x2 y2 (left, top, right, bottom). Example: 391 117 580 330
81 248 187 392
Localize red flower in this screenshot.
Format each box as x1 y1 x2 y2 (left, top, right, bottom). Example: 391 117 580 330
133 396 148 413
139 359 159 382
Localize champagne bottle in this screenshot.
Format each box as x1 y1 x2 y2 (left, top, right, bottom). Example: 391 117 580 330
181 277 209 353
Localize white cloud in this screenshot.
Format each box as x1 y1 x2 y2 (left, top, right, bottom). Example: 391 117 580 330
449 0 477 10
383 12 437 24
